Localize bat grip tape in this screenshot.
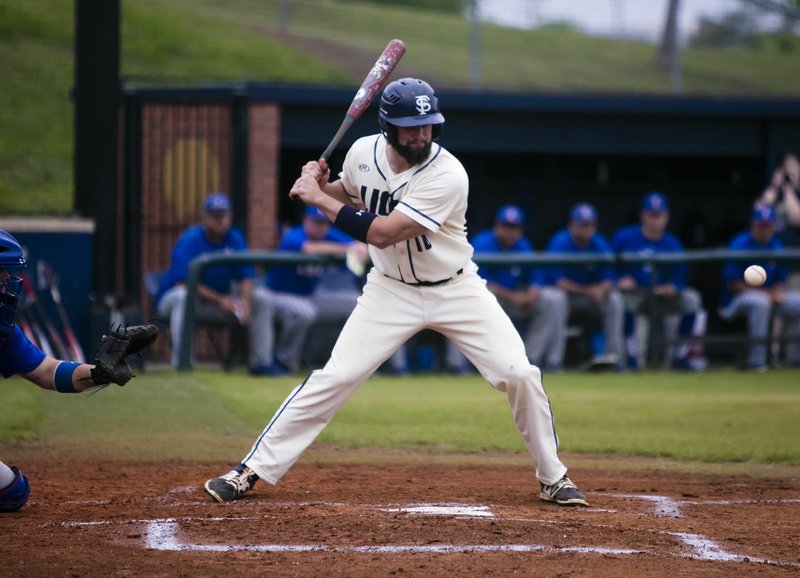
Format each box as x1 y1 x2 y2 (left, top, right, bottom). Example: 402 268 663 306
334 205 377 243
54 361 80 393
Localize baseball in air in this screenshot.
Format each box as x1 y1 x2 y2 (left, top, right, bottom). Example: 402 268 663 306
744 265 767 287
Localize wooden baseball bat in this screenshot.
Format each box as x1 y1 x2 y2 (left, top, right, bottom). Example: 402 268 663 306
22 275 67 359
15 308 41 349
43 264 86 362
319 39 406 163
18 299 55 358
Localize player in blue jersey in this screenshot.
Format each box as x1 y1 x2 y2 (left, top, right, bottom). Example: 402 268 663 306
611 192 707 371
464 204 567 371
156 193 276 374
719 204 800 371
545 203 623 368
0 229 125 512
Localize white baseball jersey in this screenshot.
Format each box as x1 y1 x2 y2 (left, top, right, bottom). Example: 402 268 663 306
339 134 472 283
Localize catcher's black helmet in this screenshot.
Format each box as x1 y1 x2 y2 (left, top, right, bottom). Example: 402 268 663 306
0 229 26 338
378 78 445 144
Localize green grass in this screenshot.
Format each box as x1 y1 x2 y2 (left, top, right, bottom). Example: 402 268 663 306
121 1 349 86
546 371 800 463
0 1 74 213
2 368 799 467
3 0 799 215
0 378 45 440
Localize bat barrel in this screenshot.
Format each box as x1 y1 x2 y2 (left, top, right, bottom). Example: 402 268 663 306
320 39 405 162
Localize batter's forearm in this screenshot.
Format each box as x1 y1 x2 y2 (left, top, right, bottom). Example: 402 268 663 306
322 181 352 205
365 211 427 248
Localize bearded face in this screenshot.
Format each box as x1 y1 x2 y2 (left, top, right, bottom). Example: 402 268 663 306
392 125 433 166
394 139 432 165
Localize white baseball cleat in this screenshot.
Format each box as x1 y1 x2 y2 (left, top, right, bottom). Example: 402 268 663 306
204 467 259 503
540 476 589 507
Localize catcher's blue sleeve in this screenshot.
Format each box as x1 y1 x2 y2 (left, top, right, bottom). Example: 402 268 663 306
0 325 46 378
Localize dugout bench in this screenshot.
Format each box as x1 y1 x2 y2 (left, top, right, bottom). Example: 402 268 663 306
175 249 800 372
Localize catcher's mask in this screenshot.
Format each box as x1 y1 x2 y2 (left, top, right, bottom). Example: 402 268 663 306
0 229 26 339
378 78 445 146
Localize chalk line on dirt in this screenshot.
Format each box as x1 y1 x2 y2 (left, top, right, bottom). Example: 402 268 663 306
143 519 641 556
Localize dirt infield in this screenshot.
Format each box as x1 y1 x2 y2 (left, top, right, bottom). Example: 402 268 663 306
2 457 799 577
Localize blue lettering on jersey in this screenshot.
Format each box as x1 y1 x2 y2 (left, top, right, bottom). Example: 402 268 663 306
358 185 431 252
360 186 398 216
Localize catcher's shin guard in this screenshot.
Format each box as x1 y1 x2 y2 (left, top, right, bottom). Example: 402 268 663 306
0 466 31 512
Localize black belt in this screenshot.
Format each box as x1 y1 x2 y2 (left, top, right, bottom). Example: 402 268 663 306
385 268 463 287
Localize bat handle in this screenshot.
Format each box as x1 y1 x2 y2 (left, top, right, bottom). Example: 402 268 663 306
319 115 356 164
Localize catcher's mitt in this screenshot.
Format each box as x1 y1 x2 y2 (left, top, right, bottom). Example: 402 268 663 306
90 324 160 387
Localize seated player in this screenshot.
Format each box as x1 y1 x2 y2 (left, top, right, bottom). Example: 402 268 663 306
719 204 800 371
156 193 276 374
544 203 624 369
611 191 707 371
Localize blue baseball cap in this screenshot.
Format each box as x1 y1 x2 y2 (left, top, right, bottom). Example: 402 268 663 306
641 191 669 213
203 193 231 213
495 204 525 226
304 206 329 221
569 203 597 223
752 203 777 223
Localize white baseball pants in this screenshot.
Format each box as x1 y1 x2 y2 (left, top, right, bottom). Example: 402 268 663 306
243 265 569 486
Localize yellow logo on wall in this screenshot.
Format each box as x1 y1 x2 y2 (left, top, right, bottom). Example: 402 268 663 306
163 138 221 220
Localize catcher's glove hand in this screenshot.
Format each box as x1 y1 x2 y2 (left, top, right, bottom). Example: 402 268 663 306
90 324 160 387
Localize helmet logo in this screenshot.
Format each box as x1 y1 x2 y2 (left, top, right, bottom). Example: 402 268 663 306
414 95 432 115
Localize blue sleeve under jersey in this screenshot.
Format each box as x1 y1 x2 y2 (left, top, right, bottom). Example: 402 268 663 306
0 325 46 378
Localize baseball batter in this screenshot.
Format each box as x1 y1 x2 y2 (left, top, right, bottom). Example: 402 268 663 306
204 78 588 507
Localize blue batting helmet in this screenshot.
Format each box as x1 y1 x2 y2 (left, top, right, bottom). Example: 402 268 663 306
378 78 445 144
0 229 26 338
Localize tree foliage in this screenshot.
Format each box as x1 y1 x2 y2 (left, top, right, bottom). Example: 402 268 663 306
691 11 761 48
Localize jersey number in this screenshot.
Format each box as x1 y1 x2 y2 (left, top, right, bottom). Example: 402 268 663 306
360 186 431 252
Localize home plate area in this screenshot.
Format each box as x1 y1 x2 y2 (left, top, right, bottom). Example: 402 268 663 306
6 462 800 576
140 495 798 567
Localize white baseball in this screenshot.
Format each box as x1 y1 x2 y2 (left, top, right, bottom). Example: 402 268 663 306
744 265 767 287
